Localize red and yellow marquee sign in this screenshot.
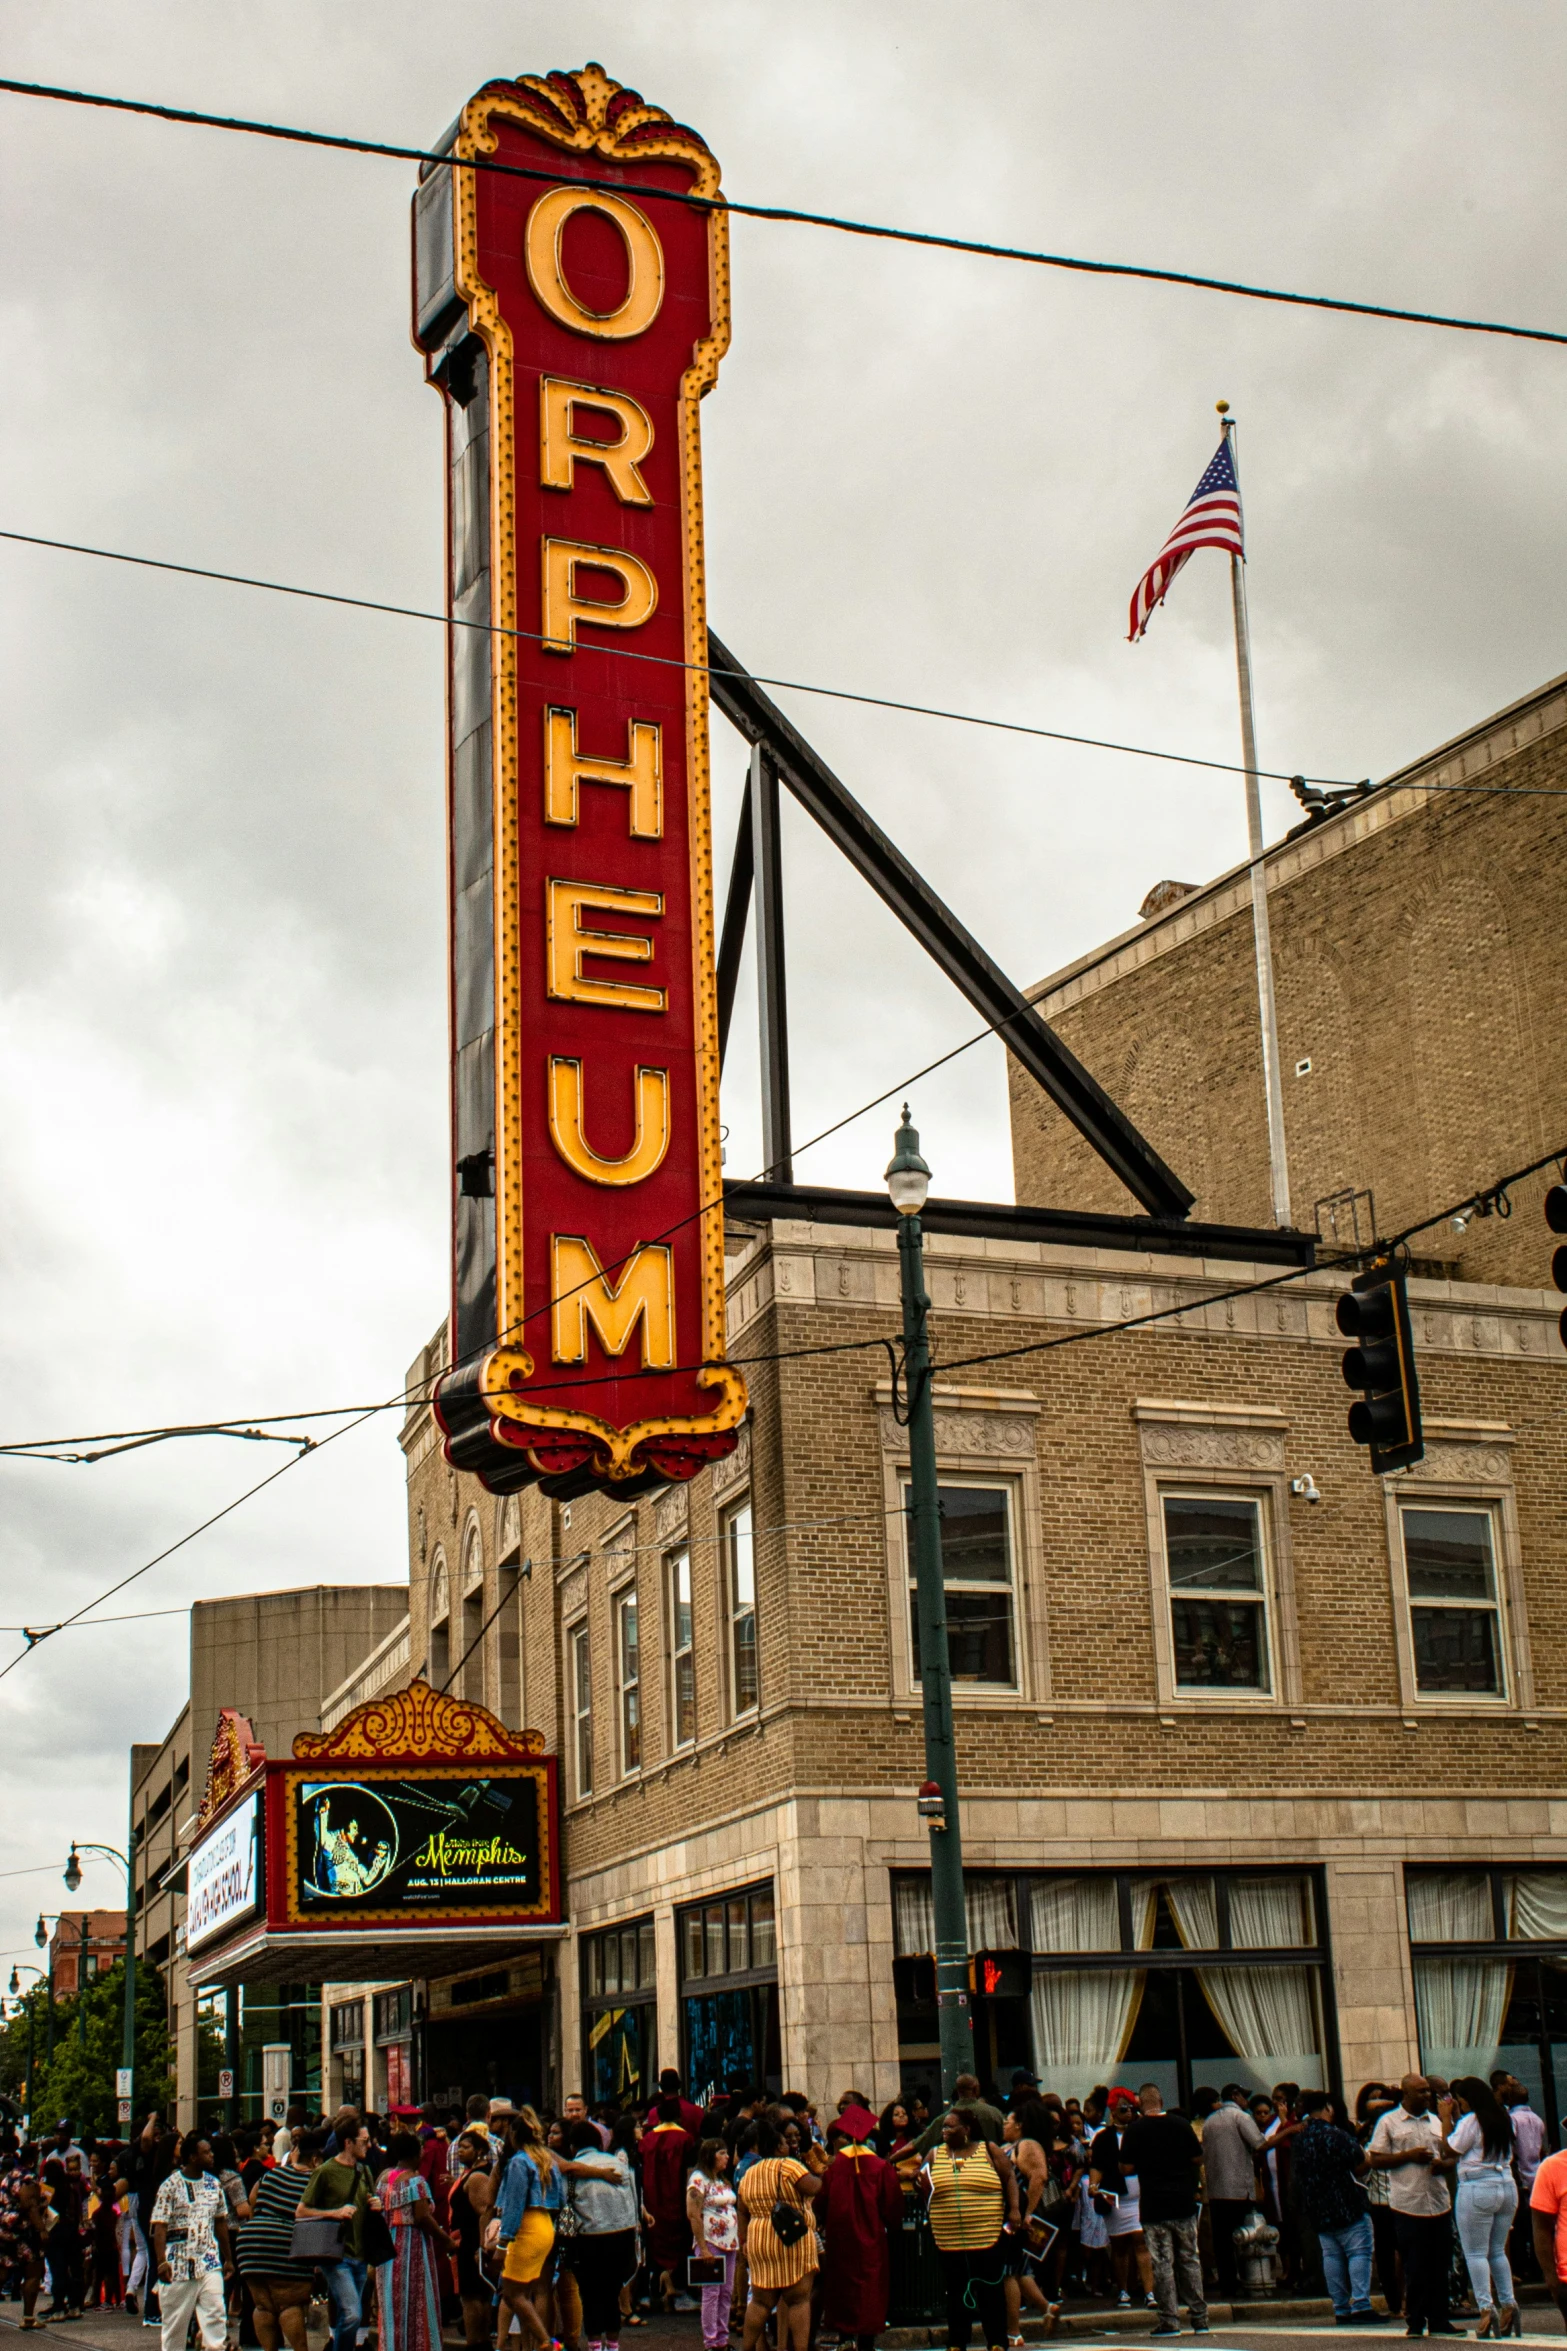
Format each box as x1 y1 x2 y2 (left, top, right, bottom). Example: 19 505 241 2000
412 65 746 1495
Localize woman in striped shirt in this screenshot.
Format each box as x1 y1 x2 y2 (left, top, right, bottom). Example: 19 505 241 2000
924 2109 1019 2351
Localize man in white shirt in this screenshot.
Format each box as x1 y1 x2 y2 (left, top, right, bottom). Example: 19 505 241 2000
1368 2075 1461 2338
1201 2086 1267 2304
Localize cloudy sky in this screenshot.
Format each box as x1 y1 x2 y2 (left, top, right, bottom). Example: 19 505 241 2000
1 0 1564 1971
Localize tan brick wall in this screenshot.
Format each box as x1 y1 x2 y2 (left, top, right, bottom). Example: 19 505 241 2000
1010 677 1567 1288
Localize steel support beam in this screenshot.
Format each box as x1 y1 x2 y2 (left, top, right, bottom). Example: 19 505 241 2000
707 632 1195 1223
749 744 792 1182
715 785 753 1065
723 1179 1315 1267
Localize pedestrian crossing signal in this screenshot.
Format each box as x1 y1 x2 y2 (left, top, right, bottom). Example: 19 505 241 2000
1337 1264 1423 1474
1547 1183 1567 1350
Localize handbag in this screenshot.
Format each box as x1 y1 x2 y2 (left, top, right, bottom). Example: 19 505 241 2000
360 2207 396 2267
769 2199 808 2247
288 2213 346 2262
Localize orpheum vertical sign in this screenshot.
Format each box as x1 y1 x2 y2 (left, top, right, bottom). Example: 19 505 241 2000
412 64 746 1498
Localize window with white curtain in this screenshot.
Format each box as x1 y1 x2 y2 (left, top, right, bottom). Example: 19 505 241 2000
1404 1869 1567 2142
893 1875 1018 1955
892 1867 1330 2108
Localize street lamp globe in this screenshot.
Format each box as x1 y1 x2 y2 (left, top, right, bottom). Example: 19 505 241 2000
8 1968 18 1996
63 1846 82 1894
34 1916 46 1950
884 1105 931 1217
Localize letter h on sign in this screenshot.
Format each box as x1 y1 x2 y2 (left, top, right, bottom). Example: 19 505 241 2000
412 63 746 1497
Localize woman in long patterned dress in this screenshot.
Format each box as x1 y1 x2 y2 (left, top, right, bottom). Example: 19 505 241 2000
375 2133 455 2351
737 2113 824 2351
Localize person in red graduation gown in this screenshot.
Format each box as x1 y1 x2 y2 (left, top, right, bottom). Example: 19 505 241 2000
816 2106 905 2350
640 2099 696 2306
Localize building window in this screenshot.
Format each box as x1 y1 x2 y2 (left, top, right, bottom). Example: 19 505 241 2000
668 1548 695 1749
724 1500 758 1716
678 1883 779 2103
582 1917 657 2108
571 1622 593 1798
1398 1505 1505 1696
1406 1867 1567 2145
429 1555 450 1690
616 1591 641 1775
890 1866 1326 2111
905 1481 1017 1687
1162 1493 1271 1691
330 2000 366 2050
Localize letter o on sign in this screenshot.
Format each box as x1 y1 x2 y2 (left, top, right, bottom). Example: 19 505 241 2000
525 187 665 339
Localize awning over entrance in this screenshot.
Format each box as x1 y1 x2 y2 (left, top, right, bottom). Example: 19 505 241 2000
188 1919 565 1991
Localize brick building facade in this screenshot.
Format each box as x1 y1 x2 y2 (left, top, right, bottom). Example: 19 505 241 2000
374 669 1567 2126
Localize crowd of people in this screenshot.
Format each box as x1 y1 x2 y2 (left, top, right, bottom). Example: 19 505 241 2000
3 2063 1567 2351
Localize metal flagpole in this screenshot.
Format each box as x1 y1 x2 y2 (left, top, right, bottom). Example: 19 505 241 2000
1217 403 1292 1228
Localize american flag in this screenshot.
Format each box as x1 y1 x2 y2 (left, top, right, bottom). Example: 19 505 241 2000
1127 435 1245 641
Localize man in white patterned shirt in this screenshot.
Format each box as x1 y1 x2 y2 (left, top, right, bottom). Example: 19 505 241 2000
150 2133 233 2351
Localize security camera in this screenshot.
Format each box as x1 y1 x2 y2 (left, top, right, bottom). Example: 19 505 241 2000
1290 1475 1322 1504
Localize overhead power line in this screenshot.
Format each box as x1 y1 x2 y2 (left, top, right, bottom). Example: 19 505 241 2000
0 527 1355 787
2 76 1565 351
7 529 1567 803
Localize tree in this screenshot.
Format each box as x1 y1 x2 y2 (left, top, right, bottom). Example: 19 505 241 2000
0 1963 171 2137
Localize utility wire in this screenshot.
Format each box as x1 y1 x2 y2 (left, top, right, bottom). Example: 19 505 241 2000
2 77 1565 351
0 527 1355 788
3 1139 1555 1667
7 528 1567 803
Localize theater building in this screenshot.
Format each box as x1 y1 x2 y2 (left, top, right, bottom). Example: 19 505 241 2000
342 668 1567 2130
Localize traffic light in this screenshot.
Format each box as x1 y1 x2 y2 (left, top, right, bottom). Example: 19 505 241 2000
1547 1182 1567 1350
1337 1263 1423 1473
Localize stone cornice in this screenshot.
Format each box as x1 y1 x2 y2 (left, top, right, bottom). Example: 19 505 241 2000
724 1217 1567 1370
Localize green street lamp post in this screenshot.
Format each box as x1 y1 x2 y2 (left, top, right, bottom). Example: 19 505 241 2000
65 1840 137 2123
884 1107 972 2098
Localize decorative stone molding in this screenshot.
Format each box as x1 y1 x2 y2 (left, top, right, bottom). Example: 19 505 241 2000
653 1483 690 1540
1140 1425 1287 1472
1394 1442 1514 1485
1133 1399 1288 1473
713 1417 751 1496
877 1406 1036 1458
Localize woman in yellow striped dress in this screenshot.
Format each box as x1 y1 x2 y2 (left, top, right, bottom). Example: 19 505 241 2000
924 2108 1019 2351
737 2115 824 2351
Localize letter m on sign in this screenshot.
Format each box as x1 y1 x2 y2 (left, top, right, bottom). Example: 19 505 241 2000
550 1237 676 1370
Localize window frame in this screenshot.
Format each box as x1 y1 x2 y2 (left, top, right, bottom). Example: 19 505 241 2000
568 1618 594 1799
722 1497 758 1720
615 1586 641 1777
901 1473 1022 1696
1142 1466 1297 1712
666 1545 696 1751
1385 1473 1527 1713
1158 1486 1276 1700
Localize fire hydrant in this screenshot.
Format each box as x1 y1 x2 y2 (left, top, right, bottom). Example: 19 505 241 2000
1232 2206 1282 2295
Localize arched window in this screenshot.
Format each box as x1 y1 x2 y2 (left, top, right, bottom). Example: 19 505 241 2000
428 1553 450 1689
